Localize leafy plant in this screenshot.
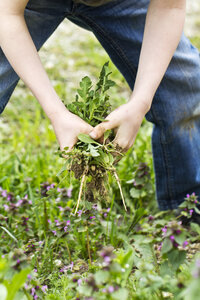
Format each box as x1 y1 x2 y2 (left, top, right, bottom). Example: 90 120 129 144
60 62 126 213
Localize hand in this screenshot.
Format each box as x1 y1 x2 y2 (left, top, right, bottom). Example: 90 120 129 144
89 99 150 152
51 109 93 151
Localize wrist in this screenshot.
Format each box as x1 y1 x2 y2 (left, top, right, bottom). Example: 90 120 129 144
128 92 152 114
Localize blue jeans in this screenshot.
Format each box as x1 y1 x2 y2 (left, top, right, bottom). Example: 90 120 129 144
0 0 200 210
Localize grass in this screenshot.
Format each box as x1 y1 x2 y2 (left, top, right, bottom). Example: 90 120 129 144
0 20 200 300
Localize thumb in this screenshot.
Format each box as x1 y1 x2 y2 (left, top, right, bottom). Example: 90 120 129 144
89 120 114 140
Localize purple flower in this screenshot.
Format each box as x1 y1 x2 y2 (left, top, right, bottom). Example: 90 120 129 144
189 209 194 216
66 220 70 225
77 210 83 217
162 226 167 233
55 219 60 226
52 230 57 236
108 286 114 293
48 219 52 224
148 215 154 221
31 288 36 296
24 283 29 290
1 190 7 198
170 235 175 241
41 285 48 293
3 204 9 211
28 274 32 280
34 295 38 300
104 213 107 218
34 268 37 273
104 256 111 263
64 226 68 232
38 241 43 245
186 194 190 198
183 241 188 248
67 188 73 198
58 206 64 211
57 188 62 192
158 243 163 251
107 208 111 212
16 199 23 207
77 279 82 286
47 183 55 191
89 216 95 220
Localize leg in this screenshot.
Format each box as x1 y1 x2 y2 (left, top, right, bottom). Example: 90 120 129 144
72 0 200 210
0 0 68 114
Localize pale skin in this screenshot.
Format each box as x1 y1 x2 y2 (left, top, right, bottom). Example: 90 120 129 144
0 0 186 152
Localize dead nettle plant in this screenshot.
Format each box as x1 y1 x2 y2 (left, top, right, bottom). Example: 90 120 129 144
58 62 127 214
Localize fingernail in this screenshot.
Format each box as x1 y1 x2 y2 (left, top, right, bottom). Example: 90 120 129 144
89 132 96 139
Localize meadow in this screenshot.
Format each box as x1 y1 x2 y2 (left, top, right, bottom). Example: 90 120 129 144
0 20 200 300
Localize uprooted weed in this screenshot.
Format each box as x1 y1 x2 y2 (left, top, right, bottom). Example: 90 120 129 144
58 62 126 213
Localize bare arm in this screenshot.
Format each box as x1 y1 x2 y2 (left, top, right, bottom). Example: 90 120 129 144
0 0 92 150
90 0 186 150
131 0 186 106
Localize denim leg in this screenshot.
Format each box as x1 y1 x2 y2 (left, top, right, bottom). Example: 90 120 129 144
72 0 200 210
0 0 68 114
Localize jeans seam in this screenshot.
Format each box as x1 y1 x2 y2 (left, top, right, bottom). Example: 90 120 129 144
76 14 137 78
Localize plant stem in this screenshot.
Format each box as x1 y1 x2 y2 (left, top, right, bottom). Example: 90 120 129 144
74 166 88 214
113 171 127 211
86 225 92 265
66 240 72 262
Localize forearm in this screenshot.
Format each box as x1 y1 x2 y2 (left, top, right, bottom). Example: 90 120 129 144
130 0 186 108
0 13 66 121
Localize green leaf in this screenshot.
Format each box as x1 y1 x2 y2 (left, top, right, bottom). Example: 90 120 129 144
0 284 7 300
87 144 100 157
94 270 109 285
161 238 173 254
174 233 186 245
167 249 186 271
0 226 18 243
5 268 30 300
78 133 100 145
112 288 129 300
130 188 141 198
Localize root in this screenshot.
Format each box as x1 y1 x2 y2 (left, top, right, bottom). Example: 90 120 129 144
113 170 127 212
74 166 88 214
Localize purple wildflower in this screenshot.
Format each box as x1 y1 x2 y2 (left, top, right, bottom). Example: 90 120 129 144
28 274 32 280
52 230 57 236
67 188 73 198
1 190 7 198
189 209 194 216
108 286 115 293
58 206 64 211
77 210 83 217
31 288 36 296
3 204 9 211
90 216 95 220
41 285 48 293
183 241 189 248
66 220 70 225
170 235 175 241
34 268 37 273
77 279 82 286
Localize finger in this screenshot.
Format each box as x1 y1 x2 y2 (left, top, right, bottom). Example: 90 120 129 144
89 121 113 140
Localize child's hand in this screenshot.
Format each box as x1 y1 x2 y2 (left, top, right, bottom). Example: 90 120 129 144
89 100 150 152
51 109 93 151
